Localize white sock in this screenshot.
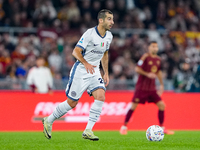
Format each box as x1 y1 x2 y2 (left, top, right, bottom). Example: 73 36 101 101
86 100 104 130
48 100 72 124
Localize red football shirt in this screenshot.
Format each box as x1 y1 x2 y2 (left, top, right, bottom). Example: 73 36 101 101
135 54 161 91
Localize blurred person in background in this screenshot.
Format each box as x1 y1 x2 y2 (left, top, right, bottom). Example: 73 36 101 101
48 49 62 73
191 63 200 92
15 59 29 79
173 58 192 92
26 56 53 94
186 62 200 92
0 63 5 78
120 41 174 135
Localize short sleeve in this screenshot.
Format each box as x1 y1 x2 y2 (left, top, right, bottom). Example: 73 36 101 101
137 59 146 70
76 30 92 50
137 53 148 69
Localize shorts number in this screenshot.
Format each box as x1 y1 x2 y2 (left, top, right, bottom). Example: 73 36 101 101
98 78 104 84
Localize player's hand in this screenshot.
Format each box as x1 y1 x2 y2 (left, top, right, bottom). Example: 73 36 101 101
157 85 164 96
35 88 38 93
103 73 109 87
147 72 157 79
49 90 53 95
84 62 96 74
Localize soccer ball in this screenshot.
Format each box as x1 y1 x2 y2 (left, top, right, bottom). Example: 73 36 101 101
146 125 164 141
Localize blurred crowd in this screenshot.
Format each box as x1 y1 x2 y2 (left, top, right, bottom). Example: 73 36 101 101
0 0 200 91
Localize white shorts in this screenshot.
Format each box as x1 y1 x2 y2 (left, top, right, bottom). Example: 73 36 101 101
65 73 106 101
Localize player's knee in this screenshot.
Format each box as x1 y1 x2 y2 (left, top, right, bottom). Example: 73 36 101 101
67 99 78 108
69 103 77 108
131 102 138 110
96 95 105 102
160 102 165 111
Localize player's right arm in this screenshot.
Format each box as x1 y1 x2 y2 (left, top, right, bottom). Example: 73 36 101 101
135 53 156 79
72 47 96 74
27 67 34 85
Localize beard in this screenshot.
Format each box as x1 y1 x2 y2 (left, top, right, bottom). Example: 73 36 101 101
152 51 157 55
103 24 110 31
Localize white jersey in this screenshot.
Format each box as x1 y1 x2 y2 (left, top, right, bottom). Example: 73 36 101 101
72 26 113 78
26 66 53 93
65 26 113 100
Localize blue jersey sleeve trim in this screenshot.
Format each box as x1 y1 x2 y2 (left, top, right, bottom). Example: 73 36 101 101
76 45 85 51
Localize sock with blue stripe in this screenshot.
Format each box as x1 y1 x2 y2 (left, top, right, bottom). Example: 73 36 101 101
47 100 72 124
86 100 104 130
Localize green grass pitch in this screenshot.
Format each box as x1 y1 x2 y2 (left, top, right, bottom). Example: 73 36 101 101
0 131 200 150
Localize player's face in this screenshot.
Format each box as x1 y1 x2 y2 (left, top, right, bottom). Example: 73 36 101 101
102 13 114 31
183 63 190 70
36 58 45 67
149 43 158 55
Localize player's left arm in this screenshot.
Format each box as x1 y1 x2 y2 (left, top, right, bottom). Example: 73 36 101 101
101 51 109 87
157 70 164 96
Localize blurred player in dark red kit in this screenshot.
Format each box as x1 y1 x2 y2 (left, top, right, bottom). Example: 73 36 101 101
120 41 174 135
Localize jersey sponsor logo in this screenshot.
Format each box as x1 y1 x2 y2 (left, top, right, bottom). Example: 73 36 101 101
33 102 131 123
91 50 104 54
151 65 157 73
94 44 99 46
79 38 83 43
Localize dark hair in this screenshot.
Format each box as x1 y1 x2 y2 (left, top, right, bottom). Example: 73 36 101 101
36 56 45 60
97 9 113 20
148 41 157 45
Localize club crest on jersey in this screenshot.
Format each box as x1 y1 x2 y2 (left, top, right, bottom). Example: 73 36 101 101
151 65 157 73
148 61 153 65
79 38 83 43
71 91 77 97
101 42 104 47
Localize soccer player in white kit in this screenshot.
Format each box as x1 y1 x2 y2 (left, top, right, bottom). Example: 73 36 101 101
42 9 114 141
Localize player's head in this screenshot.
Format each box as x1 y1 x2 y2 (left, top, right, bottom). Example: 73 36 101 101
148 41 158 55
181 58 190 71
98 9 114 31
36 56 45 67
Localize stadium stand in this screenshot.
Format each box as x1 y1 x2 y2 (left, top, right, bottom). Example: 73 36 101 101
0 0 199 91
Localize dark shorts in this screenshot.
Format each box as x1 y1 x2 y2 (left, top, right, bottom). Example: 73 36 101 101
132 90 161 104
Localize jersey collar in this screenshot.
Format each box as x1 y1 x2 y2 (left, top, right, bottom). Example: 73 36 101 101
95 26 107 38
